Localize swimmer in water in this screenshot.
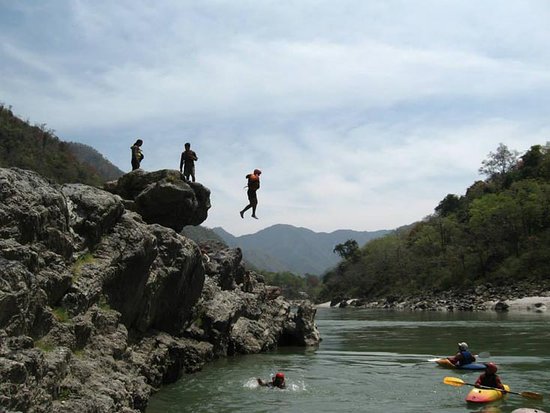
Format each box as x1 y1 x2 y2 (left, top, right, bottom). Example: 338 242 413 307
257 372 286 389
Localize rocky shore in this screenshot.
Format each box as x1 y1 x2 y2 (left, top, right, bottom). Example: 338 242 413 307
325 282 550 312
0 168 320 413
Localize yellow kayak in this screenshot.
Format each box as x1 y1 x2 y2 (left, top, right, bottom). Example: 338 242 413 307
466 384 510 403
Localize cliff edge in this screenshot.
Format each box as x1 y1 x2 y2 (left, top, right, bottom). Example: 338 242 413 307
0 167 320 413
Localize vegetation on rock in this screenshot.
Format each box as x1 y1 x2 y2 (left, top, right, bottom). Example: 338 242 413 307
0 104 113 185
320 143 550 302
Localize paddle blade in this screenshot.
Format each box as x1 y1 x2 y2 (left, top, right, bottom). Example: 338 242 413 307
443 377 465 387
520 391 543 400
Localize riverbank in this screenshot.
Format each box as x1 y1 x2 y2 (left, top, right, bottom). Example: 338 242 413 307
318 283 550 312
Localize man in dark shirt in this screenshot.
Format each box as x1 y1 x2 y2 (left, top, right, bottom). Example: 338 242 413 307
179 142 198 182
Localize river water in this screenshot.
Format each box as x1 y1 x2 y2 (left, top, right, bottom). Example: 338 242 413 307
147 308 550 413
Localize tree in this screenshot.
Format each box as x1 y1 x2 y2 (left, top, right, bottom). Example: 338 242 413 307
435 194 461 216
479 143 519 180
333 239 359 260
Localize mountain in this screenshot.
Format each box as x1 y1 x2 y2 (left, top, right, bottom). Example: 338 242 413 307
66 141 124 181
213 224 390 275
0 105 118 185
181 225 228 245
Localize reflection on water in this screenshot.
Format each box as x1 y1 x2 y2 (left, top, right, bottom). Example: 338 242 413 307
147 308 550 413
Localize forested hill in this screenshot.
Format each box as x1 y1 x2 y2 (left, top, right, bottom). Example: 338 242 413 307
214 224 390 275
0 105 116 185
319 143 550 302
66 142 124 181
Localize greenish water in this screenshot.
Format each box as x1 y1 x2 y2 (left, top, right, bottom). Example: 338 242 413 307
147 308 550 413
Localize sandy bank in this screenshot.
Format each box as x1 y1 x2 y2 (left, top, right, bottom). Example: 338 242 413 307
488 296 550 312
318 295 550 312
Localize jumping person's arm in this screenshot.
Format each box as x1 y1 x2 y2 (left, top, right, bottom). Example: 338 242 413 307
179 153 184 172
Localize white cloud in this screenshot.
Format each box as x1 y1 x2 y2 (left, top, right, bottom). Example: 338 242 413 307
1 0 549 235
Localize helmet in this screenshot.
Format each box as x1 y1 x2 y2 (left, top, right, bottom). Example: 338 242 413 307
254 169 262 175
458 342 468 351
275 372 285 379
485 362 498 374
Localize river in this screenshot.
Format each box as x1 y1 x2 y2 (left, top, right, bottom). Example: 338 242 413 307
147 308 550 412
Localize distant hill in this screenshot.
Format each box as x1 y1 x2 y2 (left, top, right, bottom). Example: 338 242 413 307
213 224 390 275
66 142 124 181
181 225 228 246
0 105 118 185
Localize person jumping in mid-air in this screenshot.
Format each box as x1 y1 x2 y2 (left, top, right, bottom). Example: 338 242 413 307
257 372 286 389
131 139 144 170
179 142 198 182
240 169 261 219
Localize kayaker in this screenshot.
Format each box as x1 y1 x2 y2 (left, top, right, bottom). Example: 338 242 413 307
448 342 476 366
475 362 506 391
257 372 286 389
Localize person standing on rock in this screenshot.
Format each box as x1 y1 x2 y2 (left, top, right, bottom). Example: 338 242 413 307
179 142 198 182
240 169 261 219
131 139 144 170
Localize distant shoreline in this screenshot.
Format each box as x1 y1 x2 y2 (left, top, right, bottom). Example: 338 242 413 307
317 295 550 313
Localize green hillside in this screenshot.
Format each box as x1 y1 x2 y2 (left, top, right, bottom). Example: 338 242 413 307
0 105 106 185
66 141 124 181
320 143 550 302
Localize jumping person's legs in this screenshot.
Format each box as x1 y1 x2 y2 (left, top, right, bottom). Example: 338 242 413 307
251 200 258 218
241 189 258 218
240 204 251 218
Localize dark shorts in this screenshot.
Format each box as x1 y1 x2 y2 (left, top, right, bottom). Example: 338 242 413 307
131 159 141 170
247 189 258 204
184 164 195 177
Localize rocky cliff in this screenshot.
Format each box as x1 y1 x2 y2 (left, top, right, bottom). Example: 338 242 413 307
0 168 320 413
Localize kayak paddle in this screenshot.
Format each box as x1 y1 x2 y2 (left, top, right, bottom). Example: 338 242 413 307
443 376 543 400
428 351 490 362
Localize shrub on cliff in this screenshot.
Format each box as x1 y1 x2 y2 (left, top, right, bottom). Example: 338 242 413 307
0 104 105 185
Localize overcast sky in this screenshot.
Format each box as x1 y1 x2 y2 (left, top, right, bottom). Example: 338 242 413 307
1 1 549 236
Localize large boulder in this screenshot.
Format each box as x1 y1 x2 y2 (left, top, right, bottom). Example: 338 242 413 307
104 169 211 231
185 243 321 357
0 168 73 258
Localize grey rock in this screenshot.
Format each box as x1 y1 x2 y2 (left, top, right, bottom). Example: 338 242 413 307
0 167 320 413
104 169 211 231
62 184 124 248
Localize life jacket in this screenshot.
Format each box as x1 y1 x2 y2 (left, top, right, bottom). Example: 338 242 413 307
183 149 197 162
131 145 143 161
478 373 501 389
246 173 260 190
458 350 475 365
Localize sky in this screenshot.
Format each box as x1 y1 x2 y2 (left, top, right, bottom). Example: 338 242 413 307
1 1 550 236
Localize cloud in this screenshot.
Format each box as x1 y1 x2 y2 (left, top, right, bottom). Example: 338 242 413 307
1 0 549 235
